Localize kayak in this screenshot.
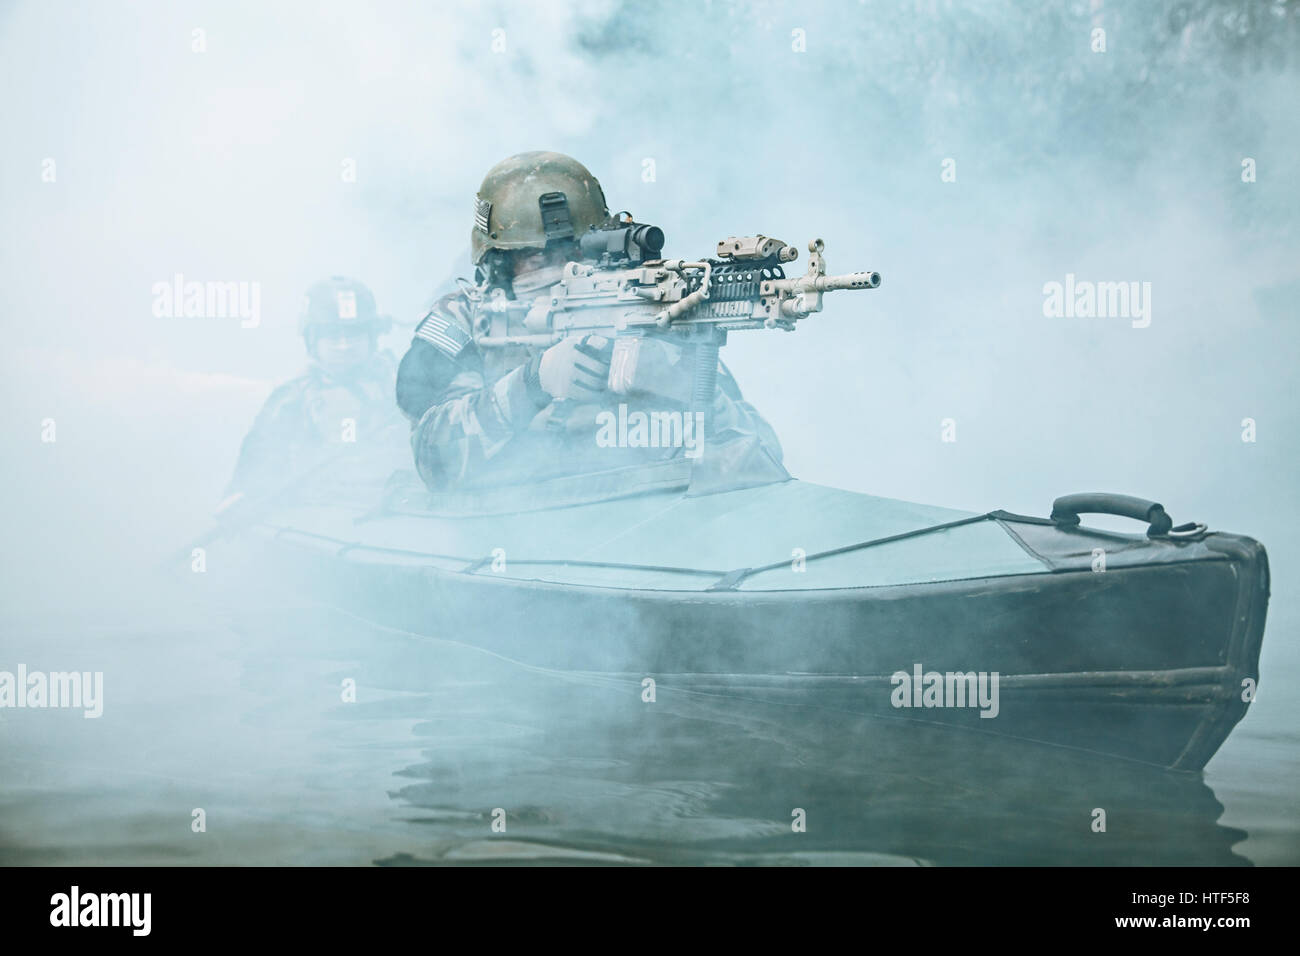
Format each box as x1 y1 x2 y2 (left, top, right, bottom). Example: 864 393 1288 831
233 464 1268 772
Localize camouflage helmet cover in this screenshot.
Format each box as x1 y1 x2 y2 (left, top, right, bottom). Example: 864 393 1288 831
298 275 391 339
470 151 610 265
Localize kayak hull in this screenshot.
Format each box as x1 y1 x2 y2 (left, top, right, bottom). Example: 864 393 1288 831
238 488 1268 771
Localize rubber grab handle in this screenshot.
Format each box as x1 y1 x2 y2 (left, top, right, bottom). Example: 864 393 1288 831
1050 493 1174 537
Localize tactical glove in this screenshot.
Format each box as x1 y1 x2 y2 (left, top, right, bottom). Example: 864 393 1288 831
536 333 613 401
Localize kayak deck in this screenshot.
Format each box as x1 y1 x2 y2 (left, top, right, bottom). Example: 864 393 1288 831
264 479 1235 593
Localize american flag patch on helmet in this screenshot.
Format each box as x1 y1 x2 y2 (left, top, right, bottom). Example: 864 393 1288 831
415 310 473 359
474 197 492 233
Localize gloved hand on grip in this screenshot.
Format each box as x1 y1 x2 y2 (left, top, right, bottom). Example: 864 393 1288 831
535 333 613 401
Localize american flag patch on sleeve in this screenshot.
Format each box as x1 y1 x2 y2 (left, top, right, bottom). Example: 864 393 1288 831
415 310 473 359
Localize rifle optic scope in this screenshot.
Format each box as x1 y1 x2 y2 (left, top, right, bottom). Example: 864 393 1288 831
580 222 666 263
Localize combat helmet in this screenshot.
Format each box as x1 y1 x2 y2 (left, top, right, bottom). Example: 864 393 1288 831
470 151 610 266
298 276 392 343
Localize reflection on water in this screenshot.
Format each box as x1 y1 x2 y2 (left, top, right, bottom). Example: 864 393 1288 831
0 597 1257 866
357 625 1247 867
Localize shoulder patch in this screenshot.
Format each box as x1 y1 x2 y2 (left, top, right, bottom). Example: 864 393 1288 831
414 306 473 360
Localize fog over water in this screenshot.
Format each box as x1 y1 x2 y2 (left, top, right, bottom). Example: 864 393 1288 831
0 0 1296 864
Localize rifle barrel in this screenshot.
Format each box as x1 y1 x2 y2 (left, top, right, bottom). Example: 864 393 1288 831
778 271 881 293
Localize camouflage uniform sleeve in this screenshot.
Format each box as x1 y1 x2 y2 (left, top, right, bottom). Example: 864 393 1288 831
226 379 316 497
396 295 549 491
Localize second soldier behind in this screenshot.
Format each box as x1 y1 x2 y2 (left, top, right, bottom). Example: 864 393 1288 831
227 275 405 500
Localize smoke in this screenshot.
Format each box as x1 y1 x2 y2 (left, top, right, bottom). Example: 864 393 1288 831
0 0 1296 862
2 0 1296 556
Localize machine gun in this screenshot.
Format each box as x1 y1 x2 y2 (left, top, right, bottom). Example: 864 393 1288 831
467 218 881 423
